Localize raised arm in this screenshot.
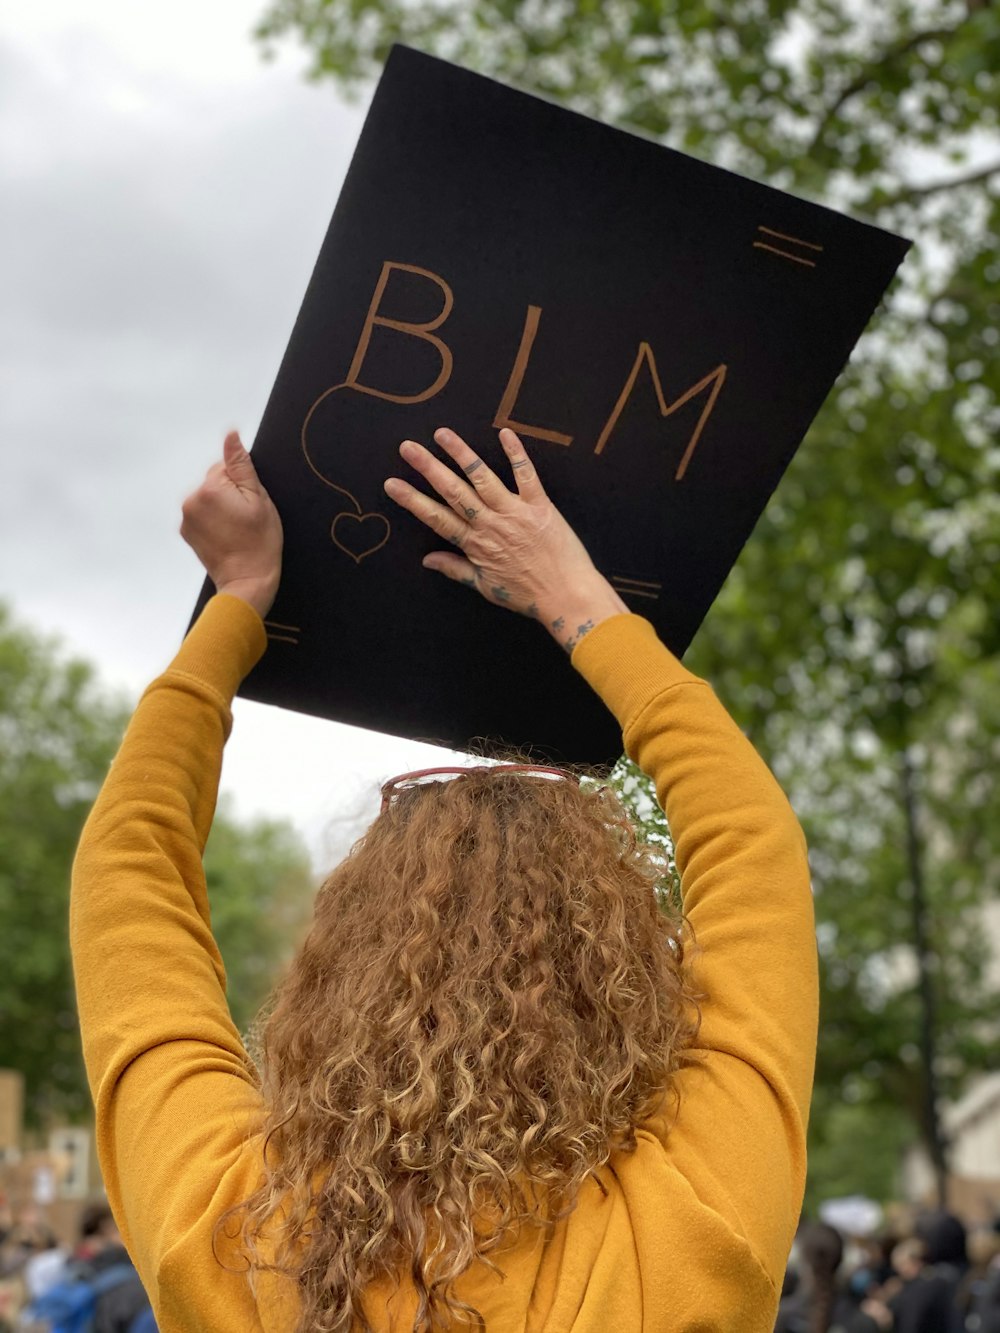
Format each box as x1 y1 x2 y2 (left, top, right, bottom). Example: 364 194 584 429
70 434 284 1307
387 426 819 1289
573 613 817 1284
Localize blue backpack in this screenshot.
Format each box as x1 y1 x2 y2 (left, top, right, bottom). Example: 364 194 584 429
126 1310 157 1333
20 1262 156 1333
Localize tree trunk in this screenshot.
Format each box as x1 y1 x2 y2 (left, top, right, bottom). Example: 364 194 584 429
900 743 948 1207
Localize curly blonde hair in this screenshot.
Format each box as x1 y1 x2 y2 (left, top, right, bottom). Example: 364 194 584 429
215 768 700 1332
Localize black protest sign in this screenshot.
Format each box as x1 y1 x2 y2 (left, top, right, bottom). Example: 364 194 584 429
195 45 910 767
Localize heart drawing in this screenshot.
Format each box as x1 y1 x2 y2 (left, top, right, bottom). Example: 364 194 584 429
330 510 391 564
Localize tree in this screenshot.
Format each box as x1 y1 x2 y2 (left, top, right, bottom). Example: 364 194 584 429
256 0 1000 1202
0 605 316 1127
0 606 128 1126
204 804 315 1037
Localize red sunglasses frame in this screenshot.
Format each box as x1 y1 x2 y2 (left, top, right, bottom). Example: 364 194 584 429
379 764 573 812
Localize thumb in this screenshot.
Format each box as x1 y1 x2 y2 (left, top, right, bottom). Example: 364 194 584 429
222 430 260 491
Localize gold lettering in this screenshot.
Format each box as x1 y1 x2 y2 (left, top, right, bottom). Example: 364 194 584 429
594 346 727 480
344 261 455 404
493 306 573 446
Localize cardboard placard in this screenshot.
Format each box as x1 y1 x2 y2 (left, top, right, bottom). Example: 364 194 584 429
195 46 909 766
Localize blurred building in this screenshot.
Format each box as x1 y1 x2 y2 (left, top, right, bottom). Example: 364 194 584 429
903 1070 1000 1222
0 1069 101 1246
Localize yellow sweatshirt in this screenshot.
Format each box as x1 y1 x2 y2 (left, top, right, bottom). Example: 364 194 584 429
71 595 818 1332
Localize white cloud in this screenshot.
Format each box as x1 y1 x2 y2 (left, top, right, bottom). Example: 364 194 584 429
6 0 281 88
1 6 460 861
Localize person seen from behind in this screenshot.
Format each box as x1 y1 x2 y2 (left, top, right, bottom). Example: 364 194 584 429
70 425 820 1330
774 1221 856 1333
68 1204 153 1333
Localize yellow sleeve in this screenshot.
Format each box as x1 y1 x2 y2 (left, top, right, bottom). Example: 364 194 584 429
573 614 819 1291
70 594 271 1298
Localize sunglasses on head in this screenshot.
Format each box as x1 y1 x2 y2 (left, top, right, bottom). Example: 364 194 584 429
379 764 576 812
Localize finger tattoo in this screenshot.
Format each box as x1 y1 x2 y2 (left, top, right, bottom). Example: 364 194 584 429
511 458 531 470
463 506 479 520
463 460 484 476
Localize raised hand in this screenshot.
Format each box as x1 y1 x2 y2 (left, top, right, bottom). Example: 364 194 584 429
384 426 627 653
181 432 283 619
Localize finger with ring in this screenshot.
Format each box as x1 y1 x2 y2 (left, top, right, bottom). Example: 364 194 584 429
399 439 482 522
432 428 517 512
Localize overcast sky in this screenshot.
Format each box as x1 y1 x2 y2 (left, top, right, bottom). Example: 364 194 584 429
1 1 464 864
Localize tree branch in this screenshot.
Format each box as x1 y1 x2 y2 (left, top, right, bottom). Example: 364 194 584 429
880 158 1000 206
807 22 968 155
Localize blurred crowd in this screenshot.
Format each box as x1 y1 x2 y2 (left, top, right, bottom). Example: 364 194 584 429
0 1201 155 1332
3 1192 999 1331
776 1209 1000 1333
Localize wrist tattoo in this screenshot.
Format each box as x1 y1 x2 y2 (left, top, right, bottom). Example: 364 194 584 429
551 616 565 631
561 620 595 655
491 585 511 602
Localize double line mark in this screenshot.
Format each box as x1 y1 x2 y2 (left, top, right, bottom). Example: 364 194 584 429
753 225 823 268
611 576 661 602
264 619 300 646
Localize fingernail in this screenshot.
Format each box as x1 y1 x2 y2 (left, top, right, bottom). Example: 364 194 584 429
383 478 402 495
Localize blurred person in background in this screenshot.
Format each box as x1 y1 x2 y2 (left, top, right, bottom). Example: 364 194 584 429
0 1204 26 1331
19 1202 154 1333
846 1210 969 1333
0 1211 59 1281
71 1204 123 1264
5 1211 64 1305
961 1220 1000 1333
66 1203 151 1332
914 1210 969 1332
774 1221 857 1332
